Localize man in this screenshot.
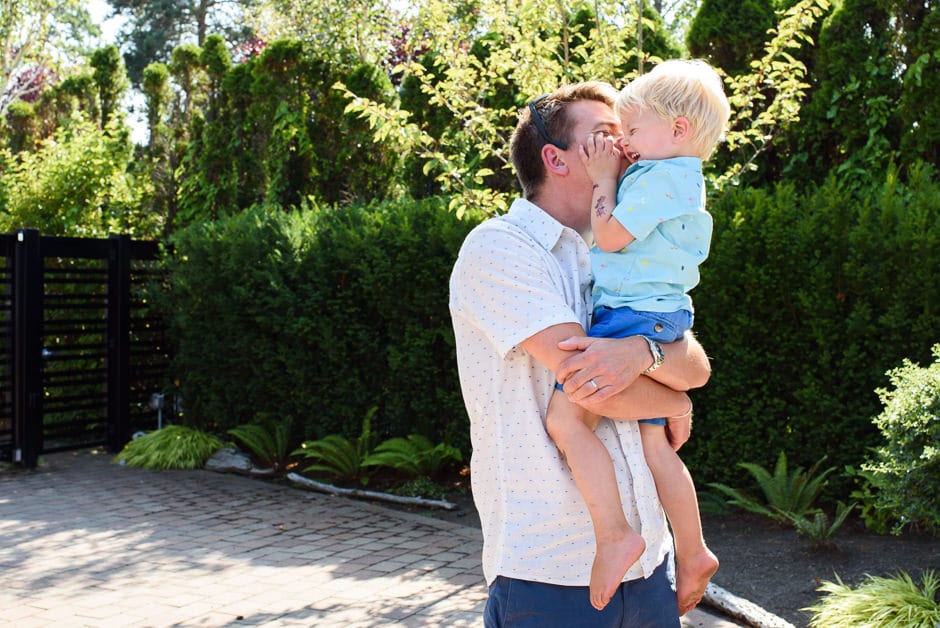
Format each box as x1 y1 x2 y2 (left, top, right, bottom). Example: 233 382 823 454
449 81 712 627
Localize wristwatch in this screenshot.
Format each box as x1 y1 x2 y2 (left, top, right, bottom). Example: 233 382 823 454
642 336 665 374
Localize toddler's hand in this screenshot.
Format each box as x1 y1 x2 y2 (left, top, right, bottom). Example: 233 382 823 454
578 133 623 183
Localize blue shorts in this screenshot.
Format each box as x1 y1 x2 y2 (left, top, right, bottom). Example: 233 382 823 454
590 307 692 426
589 307 692 344
483 557 679 627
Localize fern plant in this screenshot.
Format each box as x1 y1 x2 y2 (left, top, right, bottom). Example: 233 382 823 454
363 434 462 478
292 408 378 485
806 570 940 627
114 425 225 470
228 414 294 473
709 451 835 523
784 501 856 549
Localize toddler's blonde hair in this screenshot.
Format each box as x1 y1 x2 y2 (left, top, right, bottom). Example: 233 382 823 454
616 59 731 160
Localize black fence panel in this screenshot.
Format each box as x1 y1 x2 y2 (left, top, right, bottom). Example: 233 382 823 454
1 229 170 467
0 234 15 461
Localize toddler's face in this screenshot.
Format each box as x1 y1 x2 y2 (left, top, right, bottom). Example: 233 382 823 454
619 106 680 162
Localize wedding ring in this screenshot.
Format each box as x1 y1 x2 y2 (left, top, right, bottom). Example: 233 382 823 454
590 379 598 391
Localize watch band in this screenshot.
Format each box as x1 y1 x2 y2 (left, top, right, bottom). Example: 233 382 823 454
642 336 665 374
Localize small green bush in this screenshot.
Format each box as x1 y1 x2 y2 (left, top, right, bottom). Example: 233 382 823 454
388 476 450 500
806 570 940 627
846 465 894 535
861 344 940 535
113 425 225 470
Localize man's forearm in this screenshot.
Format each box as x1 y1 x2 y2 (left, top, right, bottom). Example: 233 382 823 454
578 376 691 421
647 331 711 392
555 331 710 400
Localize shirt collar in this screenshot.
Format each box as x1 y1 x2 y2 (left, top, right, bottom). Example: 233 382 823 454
505 197 572 252
626 155 703 177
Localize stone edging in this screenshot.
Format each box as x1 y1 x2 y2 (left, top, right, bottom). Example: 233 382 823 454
704 582 796 628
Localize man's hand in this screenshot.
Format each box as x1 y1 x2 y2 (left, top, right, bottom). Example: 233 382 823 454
578 132 622 185
554 332 706 424
555 335 649 402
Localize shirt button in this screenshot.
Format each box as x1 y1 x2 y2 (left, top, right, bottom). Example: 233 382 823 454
654 323 664 333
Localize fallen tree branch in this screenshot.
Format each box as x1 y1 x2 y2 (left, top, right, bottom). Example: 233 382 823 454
703 582 796 628
286 472 457 510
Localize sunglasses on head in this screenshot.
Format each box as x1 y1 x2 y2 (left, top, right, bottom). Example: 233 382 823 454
528 95 569 150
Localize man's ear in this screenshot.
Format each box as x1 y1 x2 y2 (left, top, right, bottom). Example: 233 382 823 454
542 144 570 175
673 117 690 142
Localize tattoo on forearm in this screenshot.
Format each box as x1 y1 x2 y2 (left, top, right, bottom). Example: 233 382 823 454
594 195 608 217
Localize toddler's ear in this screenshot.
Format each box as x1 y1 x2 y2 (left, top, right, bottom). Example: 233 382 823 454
673 117 690 141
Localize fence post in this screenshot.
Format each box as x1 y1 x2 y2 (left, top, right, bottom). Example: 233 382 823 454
13 229 42 467
107 234 131 452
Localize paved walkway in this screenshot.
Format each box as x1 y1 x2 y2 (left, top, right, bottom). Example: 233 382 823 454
1 450 743 627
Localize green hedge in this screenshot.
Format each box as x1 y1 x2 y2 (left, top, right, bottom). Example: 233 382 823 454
161 198 477 451
162 164 939 503
688 163 940 496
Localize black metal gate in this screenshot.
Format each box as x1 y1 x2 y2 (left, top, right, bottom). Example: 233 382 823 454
1 229 171 467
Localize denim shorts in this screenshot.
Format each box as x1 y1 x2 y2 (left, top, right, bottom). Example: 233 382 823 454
483 558 679 627
589 307 692 344
589 307 692 425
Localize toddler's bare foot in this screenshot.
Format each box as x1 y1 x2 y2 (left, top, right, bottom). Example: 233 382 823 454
676 546 719 615
590 530 646 611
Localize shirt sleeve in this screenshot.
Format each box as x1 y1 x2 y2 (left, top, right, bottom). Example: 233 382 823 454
450 224 582 359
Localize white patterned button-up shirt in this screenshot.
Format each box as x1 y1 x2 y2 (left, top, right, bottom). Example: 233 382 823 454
449 198 670 587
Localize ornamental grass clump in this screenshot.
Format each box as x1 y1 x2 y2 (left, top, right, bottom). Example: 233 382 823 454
114 425 225 470
806 570 940 627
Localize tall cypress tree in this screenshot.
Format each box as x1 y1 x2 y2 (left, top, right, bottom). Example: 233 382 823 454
686 0 777 76
110 0 255 85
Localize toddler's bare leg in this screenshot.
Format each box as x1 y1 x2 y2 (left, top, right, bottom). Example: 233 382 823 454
546 390 645 611
638 422 719 615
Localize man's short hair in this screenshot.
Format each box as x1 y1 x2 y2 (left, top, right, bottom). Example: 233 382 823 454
616 59 730 161
510 82 617 199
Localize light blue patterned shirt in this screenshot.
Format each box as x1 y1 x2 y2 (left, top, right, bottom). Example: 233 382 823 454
591 156 712 314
